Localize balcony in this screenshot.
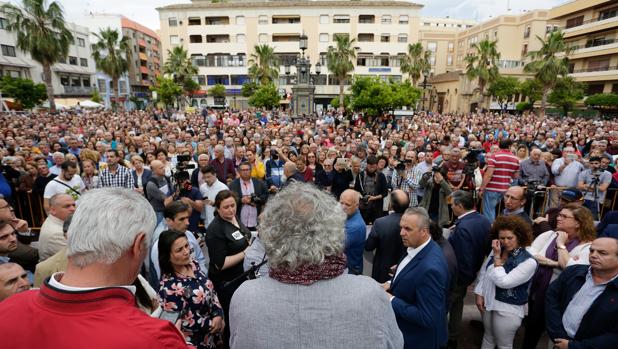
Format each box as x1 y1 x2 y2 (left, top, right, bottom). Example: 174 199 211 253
138 39 146 47
564 40 618 59
139 66 150 74
562 15 618 38
63 86 92 96
570 65 618 82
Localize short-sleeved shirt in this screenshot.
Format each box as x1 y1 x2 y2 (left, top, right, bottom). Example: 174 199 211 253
485 150 519 193
578 169 612 201
205 216 250 285
43 175 85 201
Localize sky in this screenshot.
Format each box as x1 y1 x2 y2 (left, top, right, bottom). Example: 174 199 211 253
42 0 567 31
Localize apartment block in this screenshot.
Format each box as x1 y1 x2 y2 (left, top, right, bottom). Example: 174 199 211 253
157 0 423 108
550 0 618 95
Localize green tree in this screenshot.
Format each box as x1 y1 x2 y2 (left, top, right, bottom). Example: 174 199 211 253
241 81 258 97
150 76 182 108
209 84 226 98
519 78 543 106
330 95 351 109
349 77 420 116
0 76 47 109
163 46 198 107
400 42 431 86
91 88 102 103
327 34 357 110
524 31 570 116
1 0 74 112
91 28 131 111
547 76 584 117
487 76 519 111
585 93 618 109
465 39 500 109
248 83 280 109
248 44 279 85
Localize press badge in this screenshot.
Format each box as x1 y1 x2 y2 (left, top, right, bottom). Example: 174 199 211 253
232 230 244 240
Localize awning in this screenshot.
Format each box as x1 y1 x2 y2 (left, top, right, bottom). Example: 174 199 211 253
52 63 93 75
0 55 34 69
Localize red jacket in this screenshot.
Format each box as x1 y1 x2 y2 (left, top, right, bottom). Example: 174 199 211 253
0 280 191 349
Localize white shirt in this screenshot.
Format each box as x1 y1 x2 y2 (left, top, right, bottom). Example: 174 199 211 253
43 175 85 201
473 252 537 318
48 272 136 294
199 179 229 228
393 237 432 281
527 230 591 282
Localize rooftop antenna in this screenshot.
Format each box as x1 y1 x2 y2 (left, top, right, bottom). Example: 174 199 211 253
507 0 511 12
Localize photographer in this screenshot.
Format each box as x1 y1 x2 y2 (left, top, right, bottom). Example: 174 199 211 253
391 150 423 207
229 162 268 231
577 156 611 220
419 167 452 227
354 155 388 224
174 170 204 234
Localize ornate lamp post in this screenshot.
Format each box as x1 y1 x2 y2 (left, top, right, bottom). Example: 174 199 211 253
287 34 318 118
421 68 429 111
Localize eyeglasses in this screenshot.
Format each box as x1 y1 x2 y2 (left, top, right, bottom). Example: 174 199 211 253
557 213 576 220
504 194 523 201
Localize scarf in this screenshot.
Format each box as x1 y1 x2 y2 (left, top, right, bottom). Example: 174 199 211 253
530 235 580 302
269 254 347 285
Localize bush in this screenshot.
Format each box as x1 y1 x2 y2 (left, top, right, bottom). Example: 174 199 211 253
516 102 532 112
584 93 618 108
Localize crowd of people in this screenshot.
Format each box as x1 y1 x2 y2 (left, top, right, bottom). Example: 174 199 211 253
0 107 616 349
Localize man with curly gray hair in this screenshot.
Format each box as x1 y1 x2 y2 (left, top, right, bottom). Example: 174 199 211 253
229 182 403 349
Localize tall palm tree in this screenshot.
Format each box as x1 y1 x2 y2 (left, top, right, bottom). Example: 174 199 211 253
465 39 500 109
163 46 198 86
400 42 431 86
327 35 357 109
524 31 570 116
91 28 130 111
248 44 279 85
1 0 73 112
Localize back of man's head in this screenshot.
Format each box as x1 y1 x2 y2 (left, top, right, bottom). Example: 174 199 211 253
451 190 475 211
67 188 156 268
390 190 410 214
499 139 513 150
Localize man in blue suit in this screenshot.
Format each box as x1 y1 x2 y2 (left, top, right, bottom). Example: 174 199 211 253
384 207 449 349
447 190 491 349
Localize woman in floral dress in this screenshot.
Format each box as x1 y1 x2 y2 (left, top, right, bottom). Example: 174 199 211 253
158 230 225 349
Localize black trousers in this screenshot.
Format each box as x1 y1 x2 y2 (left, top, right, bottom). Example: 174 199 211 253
523 297 546 349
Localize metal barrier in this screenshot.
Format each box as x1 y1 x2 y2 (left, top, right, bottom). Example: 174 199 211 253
13 191 46 233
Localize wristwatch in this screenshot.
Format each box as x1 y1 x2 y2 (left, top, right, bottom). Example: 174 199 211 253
557 244 566 250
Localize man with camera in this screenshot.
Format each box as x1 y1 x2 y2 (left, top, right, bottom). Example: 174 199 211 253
229 162 269 231
577 156 611 220
354 155 388 225
173 170 204 234
392 151 423 207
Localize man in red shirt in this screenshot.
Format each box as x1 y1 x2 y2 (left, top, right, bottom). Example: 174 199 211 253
0 188 191 349
479 139 520 223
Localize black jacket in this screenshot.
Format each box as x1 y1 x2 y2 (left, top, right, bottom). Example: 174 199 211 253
228 178 269 217
365 212 405 283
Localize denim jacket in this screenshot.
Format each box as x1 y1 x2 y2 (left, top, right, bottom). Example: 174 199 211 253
488 247 534 305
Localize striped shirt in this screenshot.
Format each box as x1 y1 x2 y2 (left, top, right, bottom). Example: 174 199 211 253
486 150 519 193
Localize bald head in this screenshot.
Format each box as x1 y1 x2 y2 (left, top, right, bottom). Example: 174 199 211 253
589 237 618 274
390 189 410 213
339 189 360 217
504 186 526 211
283 161 297 177
0 263 30 302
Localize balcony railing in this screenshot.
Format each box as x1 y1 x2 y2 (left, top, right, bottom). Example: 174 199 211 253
63 86 92 95
572 65 618 73
564 13 618 29
568 38 617 51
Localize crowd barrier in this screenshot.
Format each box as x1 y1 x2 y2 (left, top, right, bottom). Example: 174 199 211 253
13 191 46 233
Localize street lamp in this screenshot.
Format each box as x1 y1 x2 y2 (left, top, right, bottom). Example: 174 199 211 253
421 69 429 111
283 34 320 118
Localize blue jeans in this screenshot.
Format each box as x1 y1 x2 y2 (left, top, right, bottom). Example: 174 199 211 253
482 191 504 224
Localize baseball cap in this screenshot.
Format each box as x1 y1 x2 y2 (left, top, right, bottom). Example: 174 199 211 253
560 187 583 202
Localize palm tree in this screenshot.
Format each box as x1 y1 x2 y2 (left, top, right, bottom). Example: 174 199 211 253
400 42 431 86
465 39 500 110
91 28 130 111
524 31 570 116
163 46 198 107
327 35 357 110
1 0 73 112
248 44 279 86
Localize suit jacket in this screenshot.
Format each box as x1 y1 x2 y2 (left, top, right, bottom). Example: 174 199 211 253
365 212 405 283
546 264 618 349
131 168 152 189
33 248 67 288
447 211 491 286
390 240 449 349
229 178 269 216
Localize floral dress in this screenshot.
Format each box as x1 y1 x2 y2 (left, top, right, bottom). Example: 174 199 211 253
159 260 224 349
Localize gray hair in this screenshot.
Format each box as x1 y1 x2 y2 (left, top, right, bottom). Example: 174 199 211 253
214 144 224 153
67 188 156 267
450 190 474 210
404 207 430 229
49 193 73 208
259 182 345 270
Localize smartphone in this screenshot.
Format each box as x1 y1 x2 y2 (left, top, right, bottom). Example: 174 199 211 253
159 310 181 324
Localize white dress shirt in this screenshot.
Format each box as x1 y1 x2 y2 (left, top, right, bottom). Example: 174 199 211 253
393 237 432 281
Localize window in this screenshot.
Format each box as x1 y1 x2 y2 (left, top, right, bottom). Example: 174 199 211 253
170 35 180 45
189 35 203 43
320 15 329 24
357 56 369 66
195 75 206 85
236 16 245 25
359 15 375 24
80 58 88 67
358 33 374 42
60 76 69 86
380 34 390 43
258 15 268 25
522 44 528 56
586 83 604 95
427 42 437 52
524 26 531 39
447 54 453 66
236 34 245 44
397 34 407 43
0 17 7 30
272 16 300 24
448 42 454 52
231 75 249 85
333 15 350 24
168 17 178 27
333 33 349 41
76 38 85 47
429 55 436 66
4 70 20 78
600 7 618 20
207 75 229 85
379 56 389 67
188 17 201 26
82 77 91 88
118 80 126 94
258 33 268 43
494 30 498 38
71 77 81 87
565 15 584 29
319 33 329 42
97 79 106 92
399 15 409 24
381 15 392 24
68 56 78 65
1 45 15 57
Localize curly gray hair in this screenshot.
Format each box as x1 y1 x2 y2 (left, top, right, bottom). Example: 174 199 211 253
259 182 345 270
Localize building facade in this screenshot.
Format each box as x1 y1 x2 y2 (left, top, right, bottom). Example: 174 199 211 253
550 0 618 95
157 0 424 109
